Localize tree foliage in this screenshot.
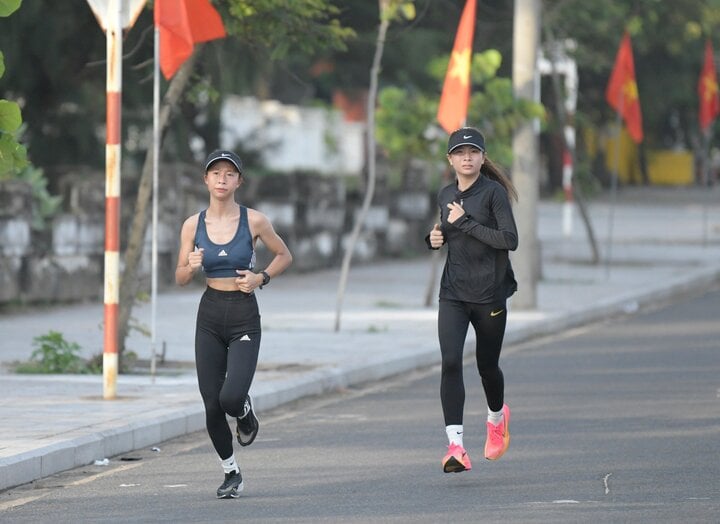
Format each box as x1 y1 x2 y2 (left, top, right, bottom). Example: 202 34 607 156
0 0 26 177
0 0 60 231
545 0 720 148
2 1 719 203
223 0 355 58
0 0 355 181
334 0 415 332
376 49 545 181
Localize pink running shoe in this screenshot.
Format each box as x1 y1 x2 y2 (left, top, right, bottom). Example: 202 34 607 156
484 404 511 460
442 443 472 473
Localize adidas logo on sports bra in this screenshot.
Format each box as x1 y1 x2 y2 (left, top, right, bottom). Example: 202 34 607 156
218 249 228 257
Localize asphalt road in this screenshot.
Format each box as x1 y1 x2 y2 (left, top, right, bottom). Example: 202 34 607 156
1 288 719 523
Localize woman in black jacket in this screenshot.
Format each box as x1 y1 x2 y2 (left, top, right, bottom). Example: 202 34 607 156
427 127 518 473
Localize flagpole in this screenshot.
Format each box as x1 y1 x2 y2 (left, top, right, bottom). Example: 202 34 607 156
150 25 160 382
699 39 719 247
606 97 623 279
701 126 713 247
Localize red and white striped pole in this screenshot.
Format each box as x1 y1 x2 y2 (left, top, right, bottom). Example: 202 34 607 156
86 0 145 399
103 0 122 399
561 124 575 237
561 145 573 236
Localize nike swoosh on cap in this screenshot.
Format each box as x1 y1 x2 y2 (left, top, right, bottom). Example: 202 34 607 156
463 135 473 139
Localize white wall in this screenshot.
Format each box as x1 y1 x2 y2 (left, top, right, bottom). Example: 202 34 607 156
219 96 365 176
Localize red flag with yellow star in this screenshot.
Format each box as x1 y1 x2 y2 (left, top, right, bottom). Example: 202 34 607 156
437 0 476 133
605 32 643 143
698 39 720 132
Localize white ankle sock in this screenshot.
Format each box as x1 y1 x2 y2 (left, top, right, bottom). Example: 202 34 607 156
446 425 464 447
220 454 239 474
487 407 503 426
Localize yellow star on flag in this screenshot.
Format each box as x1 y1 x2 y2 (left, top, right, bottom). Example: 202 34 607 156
622 80 638 103
702 75 718 102
437 0 477 133
448 47 471 86
606 33 643 142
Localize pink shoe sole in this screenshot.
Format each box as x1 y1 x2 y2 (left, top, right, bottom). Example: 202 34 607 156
442 444 472 473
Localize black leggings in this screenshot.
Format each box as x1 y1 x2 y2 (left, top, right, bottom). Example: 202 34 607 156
438 298 507 425
195 287 261 460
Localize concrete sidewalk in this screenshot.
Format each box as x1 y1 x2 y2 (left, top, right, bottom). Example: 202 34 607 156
1 188 719 492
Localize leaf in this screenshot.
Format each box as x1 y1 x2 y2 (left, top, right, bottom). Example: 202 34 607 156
0 132 27 177
0 51 4 79
0 0 21 17
0 99 22 132
471 50 502 84
401 3 416 20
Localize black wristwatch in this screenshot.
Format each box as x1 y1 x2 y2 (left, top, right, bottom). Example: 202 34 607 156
259 270 271 289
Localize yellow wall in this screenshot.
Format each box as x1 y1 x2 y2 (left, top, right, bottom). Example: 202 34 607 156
604 127 694 185
604 128 642 183
646 150 694 185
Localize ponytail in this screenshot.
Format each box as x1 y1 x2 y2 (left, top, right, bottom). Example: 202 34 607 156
481 156 518 202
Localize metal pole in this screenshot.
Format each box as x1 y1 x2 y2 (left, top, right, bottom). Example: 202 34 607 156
701 127 712 247
561 145 574 236
561 59 577 237
150 26 160 382
606 104 623 279
103 0 122 399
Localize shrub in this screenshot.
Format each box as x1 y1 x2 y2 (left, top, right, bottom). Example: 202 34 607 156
15 331 99 374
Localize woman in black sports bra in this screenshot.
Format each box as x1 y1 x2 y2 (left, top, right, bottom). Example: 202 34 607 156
175 149 292 498
426 127 518 474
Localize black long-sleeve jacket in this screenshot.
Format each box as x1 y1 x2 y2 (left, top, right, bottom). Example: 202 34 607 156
427 175 518 304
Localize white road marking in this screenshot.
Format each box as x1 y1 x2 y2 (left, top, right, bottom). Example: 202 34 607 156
0 462 143 511
603 473 613 495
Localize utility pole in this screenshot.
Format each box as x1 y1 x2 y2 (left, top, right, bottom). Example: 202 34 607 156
511 0 541 309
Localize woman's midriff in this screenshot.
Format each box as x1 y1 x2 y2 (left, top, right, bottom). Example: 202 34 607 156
206 276 243 291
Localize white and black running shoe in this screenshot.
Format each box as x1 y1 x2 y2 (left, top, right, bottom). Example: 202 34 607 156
236 395 259 446
216 470 243 499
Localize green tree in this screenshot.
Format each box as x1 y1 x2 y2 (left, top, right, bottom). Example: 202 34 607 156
0 0 26 176
0 1 108 173
545 0 720 150
0 0 59 232
376 49 545 182
9 2 719 191
334 0 416 332
315 0 515 97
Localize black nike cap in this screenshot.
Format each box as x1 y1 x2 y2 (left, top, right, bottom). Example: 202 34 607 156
205 150 243 173
447 127 486 154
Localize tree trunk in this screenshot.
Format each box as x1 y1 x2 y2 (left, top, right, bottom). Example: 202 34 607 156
334 2 390 332
117 49 201 359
